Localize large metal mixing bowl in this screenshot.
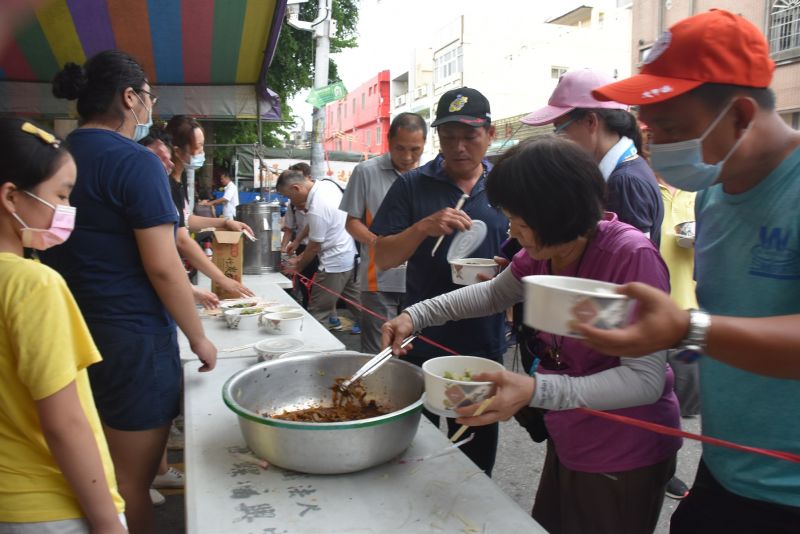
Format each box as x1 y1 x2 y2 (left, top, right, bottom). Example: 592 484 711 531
222 351 424 474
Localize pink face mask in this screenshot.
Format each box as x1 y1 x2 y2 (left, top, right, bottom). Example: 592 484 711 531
12 191 76 250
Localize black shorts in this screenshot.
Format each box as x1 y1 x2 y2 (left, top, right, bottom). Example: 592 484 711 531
87 322 182 431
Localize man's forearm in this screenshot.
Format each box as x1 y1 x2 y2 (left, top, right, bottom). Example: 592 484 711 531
374 225 426 270
296 241 322 272
707 314 800 379
346 217 376 246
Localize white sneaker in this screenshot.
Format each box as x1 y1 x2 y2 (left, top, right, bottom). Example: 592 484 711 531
150 488 166 506
153 466 185 489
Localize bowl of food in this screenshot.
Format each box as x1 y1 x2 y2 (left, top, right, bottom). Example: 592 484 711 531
222 351 424 474
254 337 305 362
449 258 499 285
522 275 633 338
421 355 504 418
260 311 304 335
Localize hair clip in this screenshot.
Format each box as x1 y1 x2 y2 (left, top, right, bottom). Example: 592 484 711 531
21 122 61 148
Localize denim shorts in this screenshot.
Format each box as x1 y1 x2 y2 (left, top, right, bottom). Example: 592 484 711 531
87 322 181 431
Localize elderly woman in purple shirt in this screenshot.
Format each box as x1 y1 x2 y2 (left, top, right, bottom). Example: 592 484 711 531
382 136 681 534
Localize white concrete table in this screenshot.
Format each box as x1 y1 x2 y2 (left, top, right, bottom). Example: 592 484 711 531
180 274 344 362
184 357 547 534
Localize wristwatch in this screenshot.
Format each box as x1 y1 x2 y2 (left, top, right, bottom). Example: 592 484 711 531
674 309 711 362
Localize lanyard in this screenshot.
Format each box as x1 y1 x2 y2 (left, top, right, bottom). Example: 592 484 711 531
616 144 637 167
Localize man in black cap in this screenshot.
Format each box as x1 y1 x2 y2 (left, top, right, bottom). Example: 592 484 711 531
370 87 508 475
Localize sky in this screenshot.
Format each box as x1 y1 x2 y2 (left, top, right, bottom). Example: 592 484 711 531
287 0 589 130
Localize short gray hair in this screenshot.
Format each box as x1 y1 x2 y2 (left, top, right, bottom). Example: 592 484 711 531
276 169 306 191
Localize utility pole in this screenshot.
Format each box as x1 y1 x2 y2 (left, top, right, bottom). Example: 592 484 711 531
286 0 332 179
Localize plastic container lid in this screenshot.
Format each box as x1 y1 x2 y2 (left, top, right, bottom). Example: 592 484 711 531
255 337 304 355
447 220 488 261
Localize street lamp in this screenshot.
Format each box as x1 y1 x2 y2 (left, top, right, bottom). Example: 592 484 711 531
286 0 332 179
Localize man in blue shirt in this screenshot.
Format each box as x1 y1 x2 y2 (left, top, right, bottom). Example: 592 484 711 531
371 87 507 474
581 10 800 533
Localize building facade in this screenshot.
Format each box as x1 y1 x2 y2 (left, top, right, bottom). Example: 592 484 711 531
323 70 391 156
632 0 800 127
389 2 633 158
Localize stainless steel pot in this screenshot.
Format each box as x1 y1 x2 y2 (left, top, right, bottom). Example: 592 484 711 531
222 351 424 474
237 201 282 274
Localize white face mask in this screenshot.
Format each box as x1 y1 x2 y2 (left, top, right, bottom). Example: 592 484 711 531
649 99 754 192
186 152 206 170
130 92 152 142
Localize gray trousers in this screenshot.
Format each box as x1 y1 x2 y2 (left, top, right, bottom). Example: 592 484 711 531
308 269 361 325
359 291 404 354
667 351 701 417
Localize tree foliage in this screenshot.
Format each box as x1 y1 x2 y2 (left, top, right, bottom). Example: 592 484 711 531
212 0 359 163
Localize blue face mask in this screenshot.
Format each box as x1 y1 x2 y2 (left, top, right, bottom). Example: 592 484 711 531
553 117 577 135
186 153 206 170
130 92 152 142
649 99 753 192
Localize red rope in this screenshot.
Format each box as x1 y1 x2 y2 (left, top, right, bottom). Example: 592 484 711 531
295 273 458 355
288 271 800 464
577 408 800 463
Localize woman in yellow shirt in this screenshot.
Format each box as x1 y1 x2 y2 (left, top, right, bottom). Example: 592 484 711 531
0 119 126 533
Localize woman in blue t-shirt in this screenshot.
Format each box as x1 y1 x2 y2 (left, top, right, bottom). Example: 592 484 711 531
45 50 217 534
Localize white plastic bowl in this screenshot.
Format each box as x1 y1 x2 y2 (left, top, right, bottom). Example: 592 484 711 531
422 356 504 418
263 304 302 314
254 337 305 361
674 221 696 249
449 258 498 285
260 311 304 335
224 307 265 329
522 275 633 338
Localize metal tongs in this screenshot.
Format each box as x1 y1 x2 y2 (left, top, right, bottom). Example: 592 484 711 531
338 335 417 393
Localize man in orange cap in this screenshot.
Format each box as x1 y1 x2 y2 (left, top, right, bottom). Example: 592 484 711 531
579 9 800 533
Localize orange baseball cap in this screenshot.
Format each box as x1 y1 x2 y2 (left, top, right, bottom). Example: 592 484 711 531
593 9 775 105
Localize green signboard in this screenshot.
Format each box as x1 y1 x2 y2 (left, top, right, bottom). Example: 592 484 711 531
306 81 348 108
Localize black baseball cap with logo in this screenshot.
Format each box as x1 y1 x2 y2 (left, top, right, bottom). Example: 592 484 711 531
431 87 491 128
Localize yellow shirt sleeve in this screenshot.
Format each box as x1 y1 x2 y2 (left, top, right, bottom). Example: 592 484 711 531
8 269 101 400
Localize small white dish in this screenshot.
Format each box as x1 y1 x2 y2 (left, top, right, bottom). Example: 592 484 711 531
522 275 634 338
449 257 498 285
260 311 304 335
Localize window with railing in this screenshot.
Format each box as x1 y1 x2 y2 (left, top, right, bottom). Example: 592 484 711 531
769 0 800 61
434 45 463 85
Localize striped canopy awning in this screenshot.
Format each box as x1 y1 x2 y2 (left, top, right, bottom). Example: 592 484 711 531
0 0 287 119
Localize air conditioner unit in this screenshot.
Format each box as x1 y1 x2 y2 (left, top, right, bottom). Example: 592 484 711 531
394 94 407 107
415 85 428 98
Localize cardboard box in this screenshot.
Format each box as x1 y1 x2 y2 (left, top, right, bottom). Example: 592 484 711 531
210 230 244 299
